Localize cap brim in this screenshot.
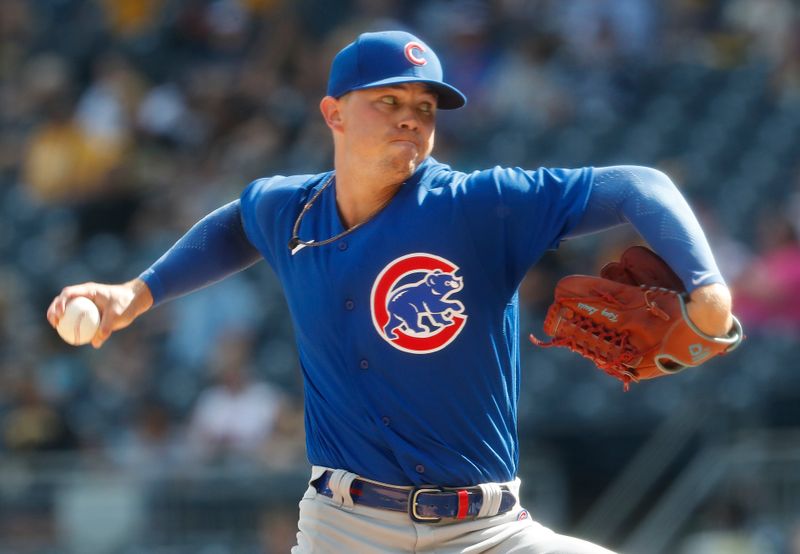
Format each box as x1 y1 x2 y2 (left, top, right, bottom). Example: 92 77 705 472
346 76 467 110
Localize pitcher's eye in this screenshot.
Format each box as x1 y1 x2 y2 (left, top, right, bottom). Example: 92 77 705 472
381 96 397 105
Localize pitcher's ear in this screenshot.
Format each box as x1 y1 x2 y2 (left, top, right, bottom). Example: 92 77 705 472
320 96 343 131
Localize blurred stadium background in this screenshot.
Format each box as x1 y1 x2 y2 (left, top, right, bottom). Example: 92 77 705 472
1 0 799 552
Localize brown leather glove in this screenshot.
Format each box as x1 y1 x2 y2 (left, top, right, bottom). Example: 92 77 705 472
530 246 744 389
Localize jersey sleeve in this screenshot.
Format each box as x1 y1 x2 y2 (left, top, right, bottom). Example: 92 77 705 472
240 175 309 268
458 166 594 287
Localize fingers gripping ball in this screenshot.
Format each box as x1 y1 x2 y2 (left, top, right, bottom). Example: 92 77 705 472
56 297 101 346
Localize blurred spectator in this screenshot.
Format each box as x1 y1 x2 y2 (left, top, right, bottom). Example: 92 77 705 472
166 274 264 371
97 0 165 40
771 17 800 108
22 99 94 203
21 51 144 206
259 395 305 470
75 53 142 149
136 83 200 145
416 0 498 113
733 210 800 335
186 332 285 465
693 205 753 285
2 375 77 453
678 496 776 554
662 0 727 65
109 398 184 478
548 0 658 117
722 0 797 65
485 33 574 131
556 0 659 62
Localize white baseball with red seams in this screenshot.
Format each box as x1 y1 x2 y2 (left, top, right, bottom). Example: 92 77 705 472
56 297 100 346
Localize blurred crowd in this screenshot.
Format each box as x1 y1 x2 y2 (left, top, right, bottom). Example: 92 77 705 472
1 0 800 552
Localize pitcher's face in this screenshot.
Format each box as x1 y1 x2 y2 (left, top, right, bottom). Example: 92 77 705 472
325 83 437 179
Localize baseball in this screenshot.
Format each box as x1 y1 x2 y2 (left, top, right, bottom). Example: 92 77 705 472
56 297 101 346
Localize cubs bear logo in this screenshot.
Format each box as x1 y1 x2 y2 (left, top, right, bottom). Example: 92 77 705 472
371 253 467 354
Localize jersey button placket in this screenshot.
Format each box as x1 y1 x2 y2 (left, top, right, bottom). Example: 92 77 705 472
415 464 425 474
344 299 355 311
381 416 391 426
359 359 369 370
337 241 348 251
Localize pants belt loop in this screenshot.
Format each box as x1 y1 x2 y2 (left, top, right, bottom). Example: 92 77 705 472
477 483 503 518
327 469 358 510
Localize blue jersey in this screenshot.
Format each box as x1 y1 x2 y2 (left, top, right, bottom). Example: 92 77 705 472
240 157 593 487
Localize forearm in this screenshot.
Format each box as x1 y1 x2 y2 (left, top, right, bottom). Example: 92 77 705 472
572 166 724 291
139 200 262 306
572 166 733 335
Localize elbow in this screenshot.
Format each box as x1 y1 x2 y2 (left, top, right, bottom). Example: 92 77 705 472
631 166 677 192
612 166 682 205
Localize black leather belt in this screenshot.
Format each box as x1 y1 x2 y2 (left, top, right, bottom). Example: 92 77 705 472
312 470 517 523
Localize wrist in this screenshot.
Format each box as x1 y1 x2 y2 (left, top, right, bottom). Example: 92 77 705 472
687 283 733 336
128 278 154 316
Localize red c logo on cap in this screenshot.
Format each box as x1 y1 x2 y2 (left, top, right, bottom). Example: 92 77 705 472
404 42 427 66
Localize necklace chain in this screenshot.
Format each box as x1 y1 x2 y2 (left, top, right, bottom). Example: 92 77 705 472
288 173 378 252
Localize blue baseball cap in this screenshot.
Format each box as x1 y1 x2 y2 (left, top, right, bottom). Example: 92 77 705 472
327 31 467 110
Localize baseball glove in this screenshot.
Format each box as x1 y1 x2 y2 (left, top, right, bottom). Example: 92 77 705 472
530 246 744 389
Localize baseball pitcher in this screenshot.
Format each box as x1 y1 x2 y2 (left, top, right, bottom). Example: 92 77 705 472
48 31 742 553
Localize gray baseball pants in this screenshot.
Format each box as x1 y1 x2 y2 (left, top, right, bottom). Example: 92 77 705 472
291 466 618 553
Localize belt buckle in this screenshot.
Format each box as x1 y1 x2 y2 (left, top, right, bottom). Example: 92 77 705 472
409 487 443 523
